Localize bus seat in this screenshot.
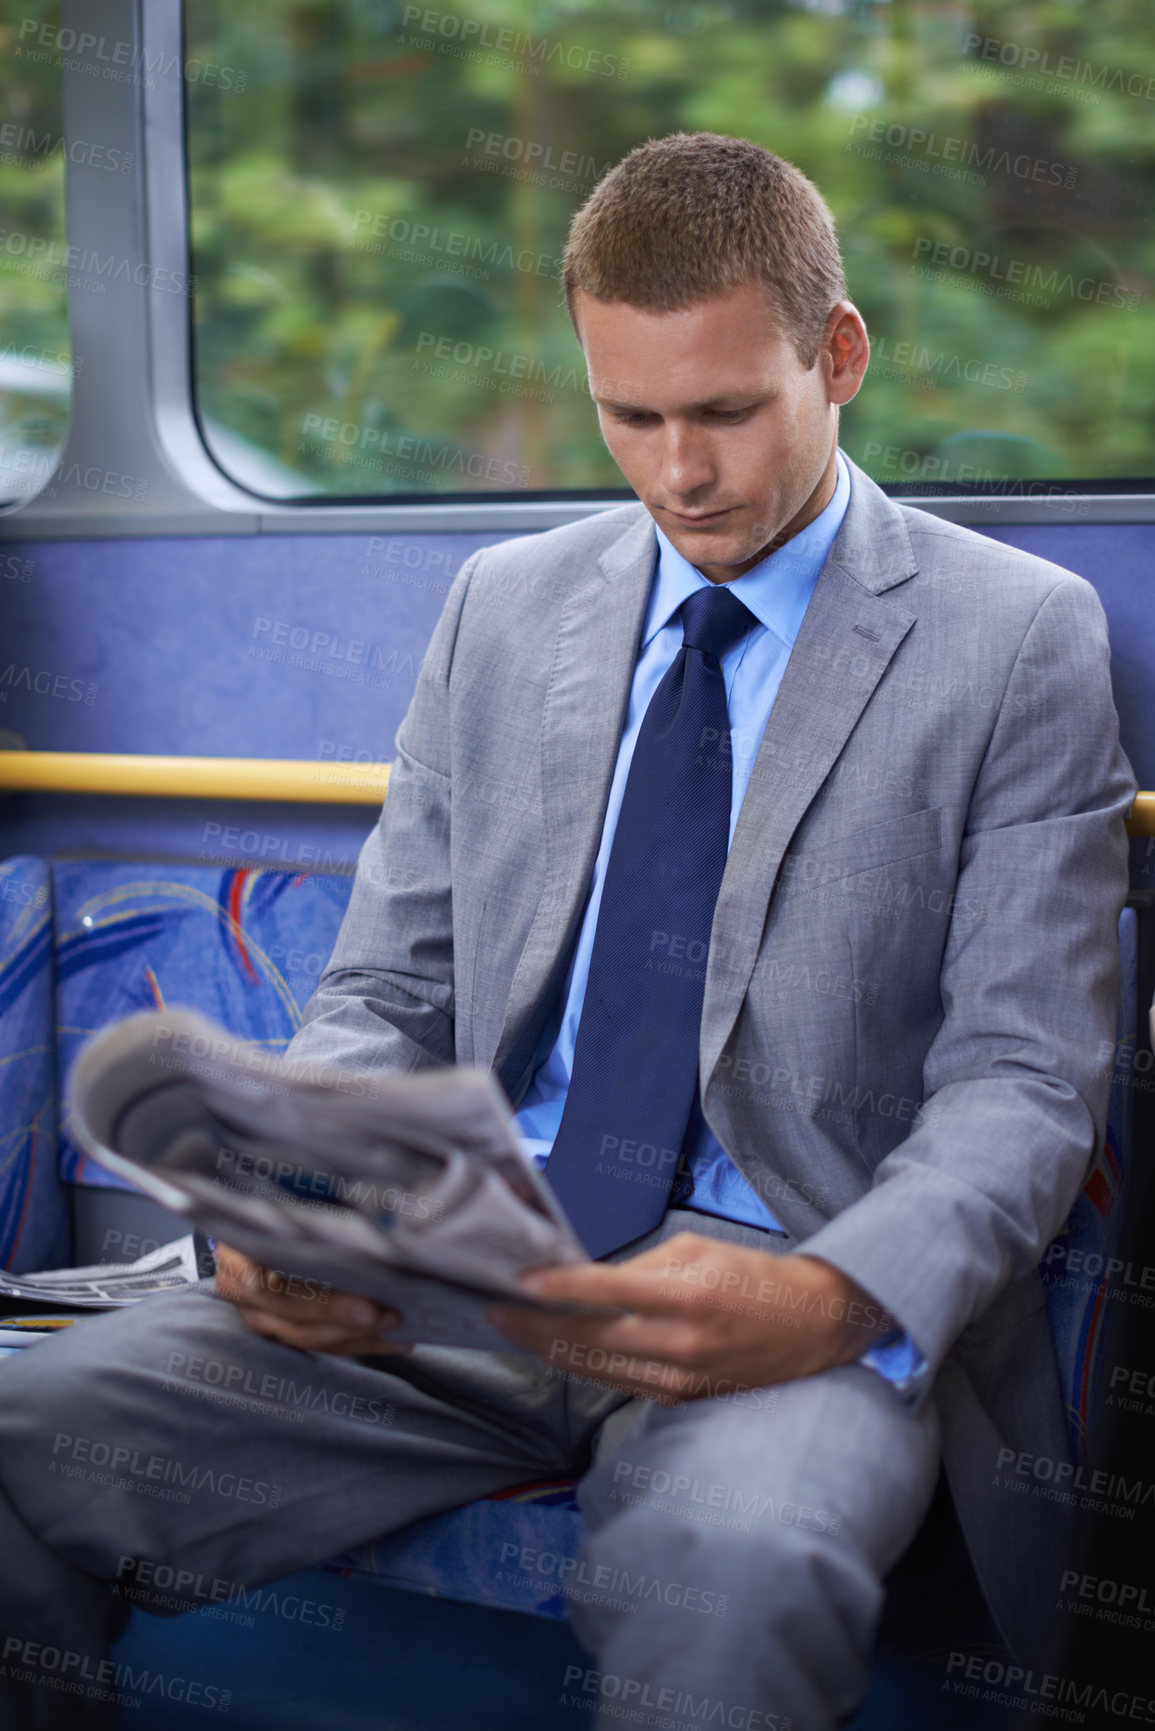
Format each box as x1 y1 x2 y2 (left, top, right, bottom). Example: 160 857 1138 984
0 854 1143 1728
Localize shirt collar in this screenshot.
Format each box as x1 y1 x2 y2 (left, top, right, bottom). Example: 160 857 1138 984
646 449 851 651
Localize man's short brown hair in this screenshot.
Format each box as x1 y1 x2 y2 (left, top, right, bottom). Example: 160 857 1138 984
563 132 847 368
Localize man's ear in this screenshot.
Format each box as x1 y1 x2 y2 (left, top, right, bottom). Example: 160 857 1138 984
823 302 870 407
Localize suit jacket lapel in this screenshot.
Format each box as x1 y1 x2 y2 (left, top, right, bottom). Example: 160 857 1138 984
494 508 656 1096
701 463 919 1087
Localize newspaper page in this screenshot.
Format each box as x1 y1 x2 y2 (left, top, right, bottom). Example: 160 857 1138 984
67 1008 610 1350
0 1235 202 1308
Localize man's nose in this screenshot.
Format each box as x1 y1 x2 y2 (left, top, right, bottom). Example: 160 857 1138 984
660 425 715 497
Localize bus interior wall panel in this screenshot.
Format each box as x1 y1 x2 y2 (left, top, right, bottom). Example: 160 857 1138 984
1 530 496 861
1 521 1153 865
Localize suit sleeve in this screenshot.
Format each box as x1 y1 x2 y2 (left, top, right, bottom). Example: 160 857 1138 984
800 574 1135 1378
282 549 483 1074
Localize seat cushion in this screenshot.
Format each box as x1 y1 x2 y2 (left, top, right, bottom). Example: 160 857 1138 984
329 1480 585 1620
52 862 353 1187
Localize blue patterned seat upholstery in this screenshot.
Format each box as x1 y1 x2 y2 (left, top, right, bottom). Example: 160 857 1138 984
0 857 68 1274
51 862 354 1188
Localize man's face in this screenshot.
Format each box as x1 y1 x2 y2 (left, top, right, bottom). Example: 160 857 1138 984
574 280 867 583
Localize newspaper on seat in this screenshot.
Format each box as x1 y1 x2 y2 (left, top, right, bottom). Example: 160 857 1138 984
0 1235 203 1310
68 1008 612 1350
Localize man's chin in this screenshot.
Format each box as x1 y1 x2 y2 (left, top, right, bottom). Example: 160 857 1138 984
660 523 771 578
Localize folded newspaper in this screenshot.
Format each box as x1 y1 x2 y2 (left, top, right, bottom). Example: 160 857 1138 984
0 1235 203 1309
67 1008 608 1351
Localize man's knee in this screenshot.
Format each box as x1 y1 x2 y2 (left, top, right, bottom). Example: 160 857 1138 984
580 1494 880 1628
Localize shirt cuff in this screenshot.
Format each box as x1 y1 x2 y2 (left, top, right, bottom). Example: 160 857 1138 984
859 1330 930 1400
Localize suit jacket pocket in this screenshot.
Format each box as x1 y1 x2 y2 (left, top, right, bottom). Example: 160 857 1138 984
786 805 942 886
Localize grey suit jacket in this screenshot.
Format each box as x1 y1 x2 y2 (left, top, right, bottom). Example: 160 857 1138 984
290 455 1135 1659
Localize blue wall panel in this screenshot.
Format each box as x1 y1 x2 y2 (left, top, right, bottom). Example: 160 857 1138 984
0 532 512 861
1 519 1152 866
2 533 488 756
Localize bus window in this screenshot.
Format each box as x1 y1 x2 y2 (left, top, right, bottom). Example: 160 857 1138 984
0 1 72 507
184 0 1155 504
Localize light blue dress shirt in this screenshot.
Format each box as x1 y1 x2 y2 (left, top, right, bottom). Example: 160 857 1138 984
514 453 924 1394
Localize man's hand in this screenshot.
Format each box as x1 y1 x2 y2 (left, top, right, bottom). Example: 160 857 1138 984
213 1243 410 1358
490 1232 894 1403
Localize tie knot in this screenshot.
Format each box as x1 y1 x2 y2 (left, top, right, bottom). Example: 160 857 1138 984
680 584 758 662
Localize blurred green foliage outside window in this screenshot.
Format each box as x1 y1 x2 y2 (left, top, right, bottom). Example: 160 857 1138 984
185 0 1155 502
0 0 72 507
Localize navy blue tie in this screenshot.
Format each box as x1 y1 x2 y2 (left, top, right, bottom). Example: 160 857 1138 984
545 584 758 1257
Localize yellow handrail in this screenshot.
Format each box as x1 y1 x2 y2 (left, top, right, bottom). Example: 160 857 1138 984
0 751 1153 833
0 752 390 805
1131 791 1155 838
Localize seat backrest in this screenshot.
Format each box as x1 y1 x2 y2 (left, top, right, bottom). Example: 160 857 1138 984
51 861 354 1187
0 856 69 1272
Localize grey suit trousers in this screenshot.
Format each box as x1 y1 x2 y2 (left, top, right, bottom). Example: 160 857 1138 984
0 1213 939 1731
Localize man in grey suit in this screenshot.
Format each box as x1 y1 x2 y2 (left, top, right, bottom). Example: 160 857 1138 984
0 133 1134 1729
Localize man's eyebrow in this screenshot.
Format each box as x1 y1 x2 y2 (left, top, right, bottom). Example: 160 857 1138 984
595 391 769 412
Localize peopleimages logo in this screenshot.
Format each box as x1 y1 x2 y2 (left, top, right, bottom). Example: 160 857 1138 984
846 115 1077 188
464 129 614 183
350 211 561 281
868 335 1027 394
911 237 1140 310
16 19 248 91
412 331 582 396
0 124 135 173
945 1652 1155 1722
1 1638 231 1715
0 229 193 295
399 7 630 78
963 32 1155 101
51 1432 283 1508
